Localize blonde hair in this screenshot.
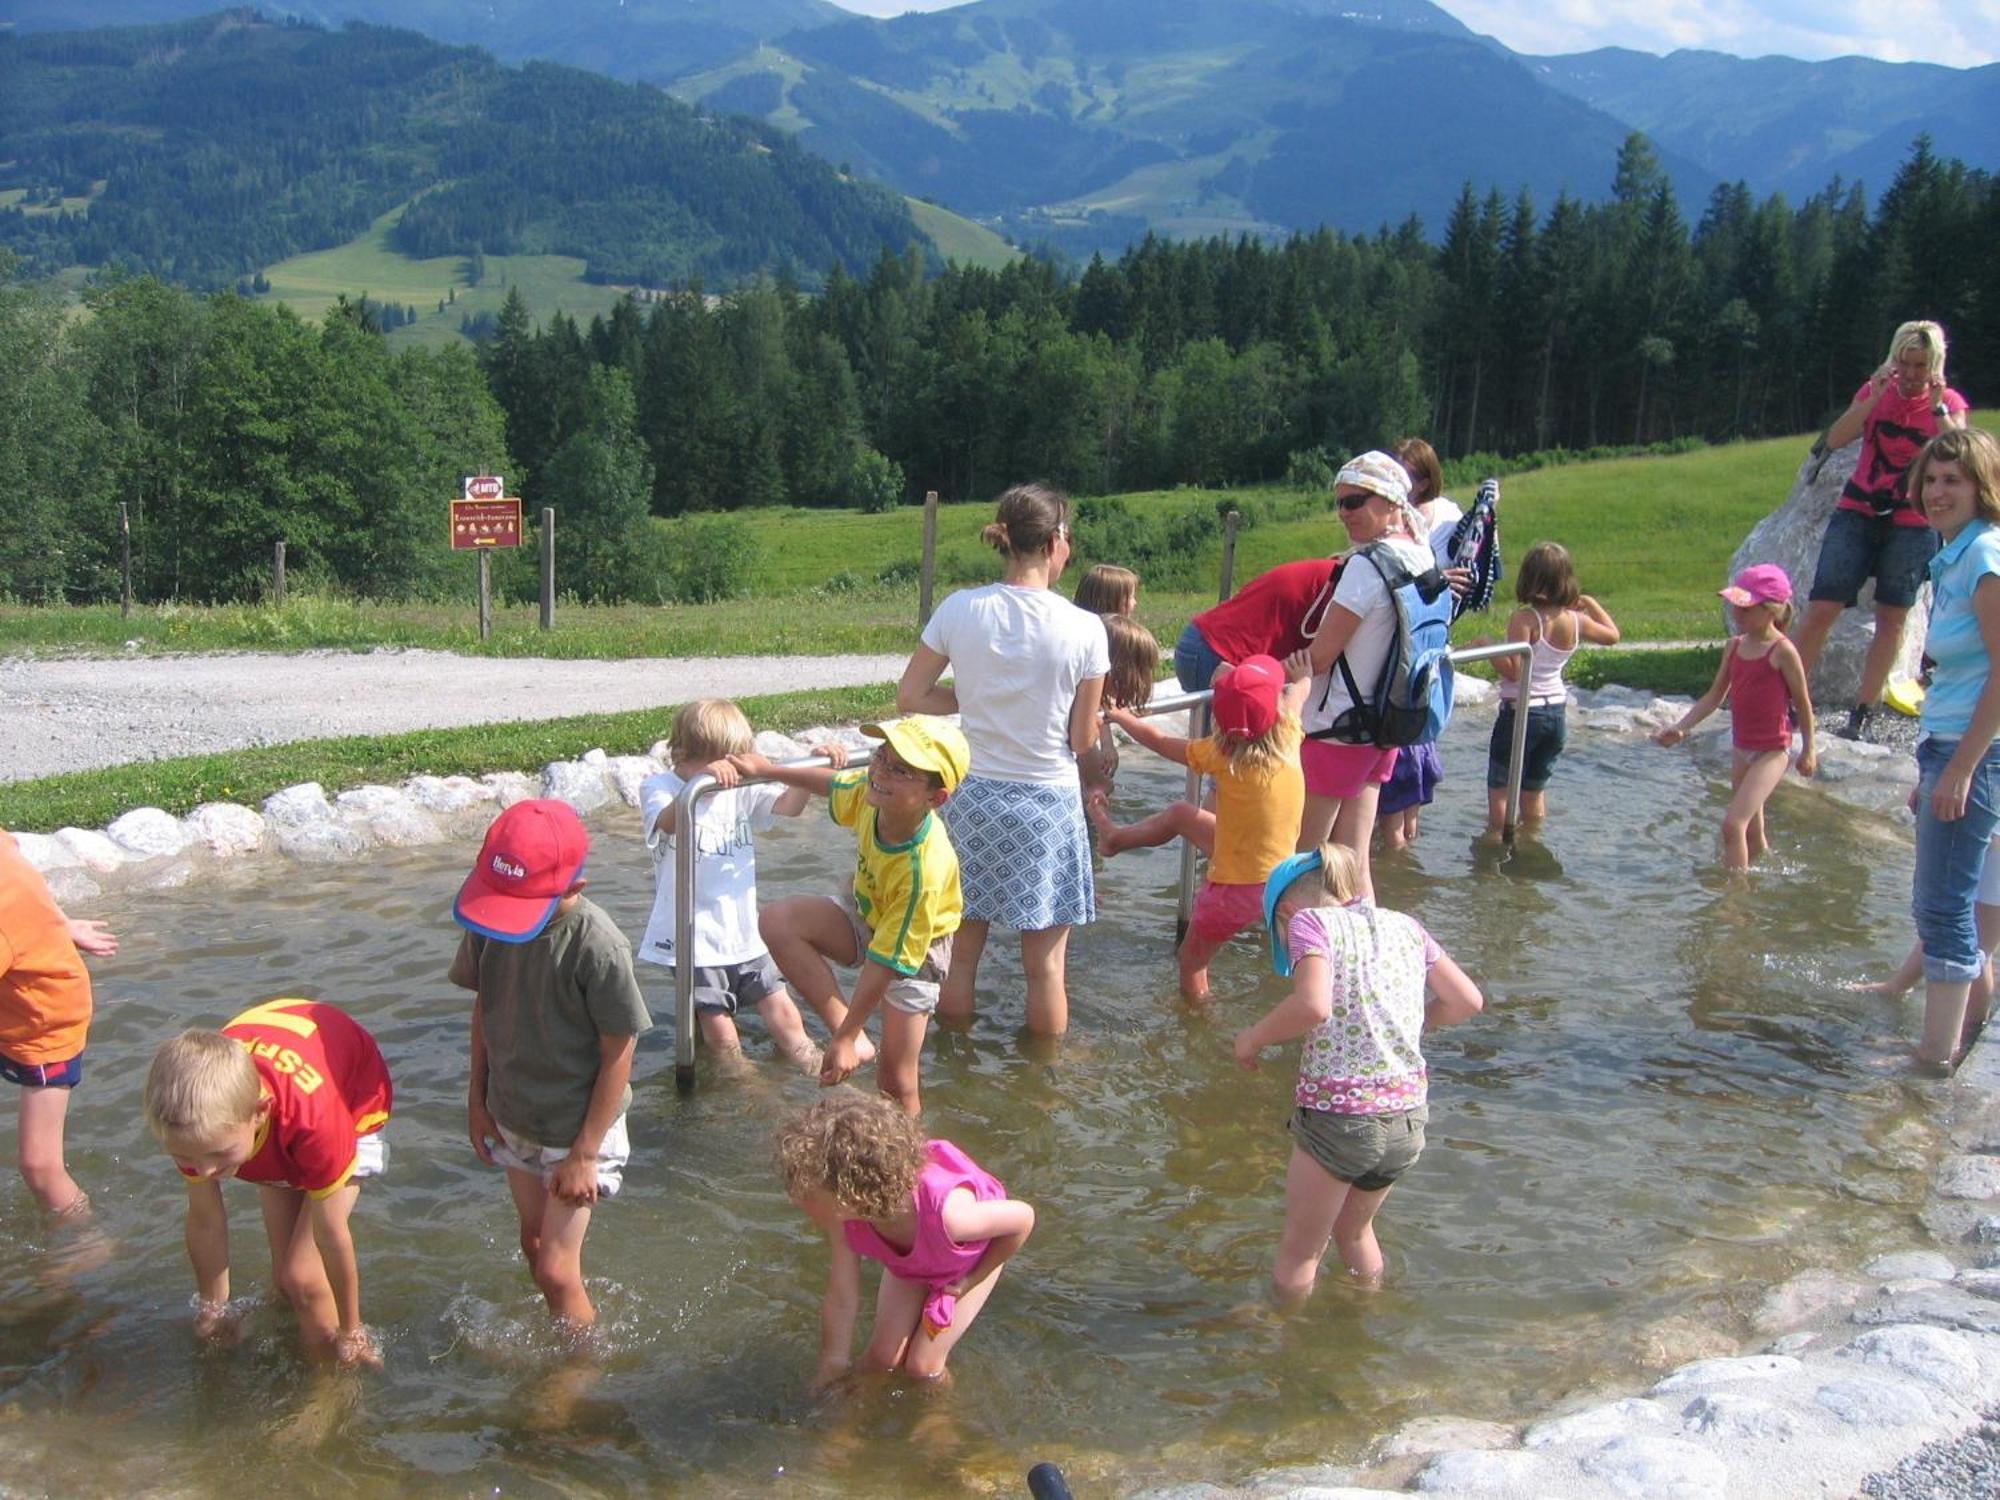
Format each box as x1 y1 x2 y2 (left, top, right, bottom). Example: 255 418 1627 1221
1219 708 1301 780
1911 426 2000 526
773 1094 928 1222
670 698 753 764
981 482 1069 558
144 1031 260 1142
1279 842 1363 908
1516 541 1582 608
1102 614 1159 710
1074 564 1139 616
1886 319 1948 381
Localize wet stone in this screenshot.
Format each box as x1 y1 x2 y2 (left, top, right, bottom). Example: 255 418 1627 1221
183 802 266 858
1938 1156 2000 1201
1867 1251 1958 1281
479 771 539 808
54 826 126 874
1376 1416 1515 1458
541 760 613 813
1852 1283 2000 1336
1680 1391 1802 1439
1817 1375 1940 1427
405 775 495 815
1755 1269 1868 1335
42 869 99 907
1524 1397 1673 1449
1579 1433 1729 1499
274 820 370 862
106 806 185 859
261 781 333 828
1956 1269 2000 1299
605 755 660 807
1652 1353 1803 1393
1841 1324 1982 1388
9 831 73 872
1413 1449 1544 1492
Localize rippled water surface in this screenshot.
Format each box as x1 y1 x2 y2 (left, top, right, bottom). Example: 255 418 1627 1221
0 711 1947 1496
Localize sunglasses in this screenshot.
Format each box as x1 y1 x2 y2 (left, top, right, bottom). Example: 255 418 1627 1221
1336 492 1377 512
870 744 933 782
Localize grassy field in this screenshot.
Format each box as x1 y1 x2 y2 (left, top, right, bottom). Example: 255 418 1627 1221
905 199 1022 271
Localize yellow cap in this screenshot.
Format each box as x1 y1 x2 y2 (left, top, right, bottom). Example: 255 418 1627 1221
862 717 971 793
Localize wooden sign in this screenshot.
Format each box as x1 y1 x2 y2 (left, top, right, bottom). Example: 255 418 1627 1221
450 497 522 549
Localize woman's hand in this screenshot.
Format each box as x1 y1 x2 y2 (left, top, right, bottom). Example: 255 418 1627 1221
1932 760 1975 821
1655 727 1685 748
1796 743 1818 779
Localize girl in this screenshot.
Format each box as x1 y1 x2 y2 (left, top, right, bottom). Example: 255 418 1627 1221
775 1093 1034 1388
1235 843 1482 1302
1655 563 1819 871
1073 563 1139 618
1090 652 1309 1000
1080 614 1160 808
1482 541 1621 837
900 484 1109 1037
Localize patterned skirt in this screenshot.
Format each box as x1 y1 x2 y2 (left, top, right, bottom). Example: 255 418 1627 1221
942 774 1096 931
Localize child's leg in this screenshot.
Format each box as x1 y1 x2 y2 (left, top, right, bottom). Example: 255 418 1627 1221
259 1183 341 1360
1483 785 1510 837
1088 797 1215 859
698 1010 747 1057
875 1008 929 1115
1329 1182 1395 1284
904 1267 1007 1380
1019 925 1071 1036
1858 940 1925 996
938 920 990 1026
1298 792 1341 851
859 1271 928 1375
1520 789 1548 822
760 895 875 1062
17 1085 85 1217
1176 929 1226 1003
1272 1144 1351 1306
1722 749 1788 870
506 1167 596 1327
1330 786 1382 903
753 989 821 1073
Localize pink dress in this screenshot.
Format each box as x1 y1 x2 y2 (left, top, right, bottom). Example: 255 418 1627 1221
843 1140 1006 1333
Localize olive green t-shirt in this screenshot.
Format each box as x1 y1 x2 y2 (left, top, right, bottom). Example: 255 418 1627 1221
449 896 652 1146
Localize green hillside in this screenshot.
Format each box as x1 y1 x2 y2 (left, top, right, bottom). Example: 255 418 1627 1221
904 199 1021 270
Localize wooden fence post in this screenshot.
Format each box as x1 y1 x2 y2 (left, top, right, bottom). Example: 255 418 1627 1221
918 490 939 627
478 549 492 643
119 503 132 619
272 540 286 607
539 507 555 630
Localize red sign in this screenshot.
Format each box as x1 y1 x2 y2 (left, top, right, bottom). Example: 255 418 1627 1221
450 497 523 549
463 473 506 501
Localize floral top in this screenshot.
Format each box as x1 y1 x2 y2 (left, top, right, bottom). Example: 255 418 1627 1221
1288 902 1440 1114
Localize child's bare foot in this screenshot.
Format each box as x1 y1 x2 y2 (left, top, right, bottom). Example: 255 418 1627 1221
1085 792 1128 856
710 1044 756 1080
1848 977 1914 997
782 1039 825 1076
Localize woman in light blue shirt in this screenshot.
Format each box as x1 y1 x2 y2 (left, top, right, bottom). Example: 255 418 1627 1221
1909 426 2000 1068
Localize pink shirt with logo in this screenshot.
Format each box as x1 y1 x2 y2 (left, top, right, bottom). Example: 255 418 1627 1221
1836 380 1969 529
1287 902 1441 1115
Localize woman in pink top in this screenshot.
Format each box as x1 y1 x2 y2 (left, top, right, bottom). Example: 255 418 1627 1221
775 1094 1035 1387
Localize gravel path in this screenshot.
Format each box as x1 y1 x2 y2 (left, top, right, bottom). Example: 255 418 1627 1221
1860 1408 2000 1499
0 649 909 783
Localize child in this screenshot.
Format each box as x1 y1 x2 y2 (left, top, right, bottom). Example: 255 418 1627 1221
1655 564 1819 870
637 699 855 1076
1090 653 1309 1001
1073 563 1139 618
735 717 968 1116
1080 614 1160 808
451 799 652 1330
1234 844 1482 1302
1 827 117 1220
1481 541 1621 836
143 1000 392 1367
773 1093 1034 1388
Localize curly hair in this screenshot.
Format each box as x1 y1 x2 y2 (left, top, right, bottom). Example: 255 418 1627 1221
773 1093 929 1221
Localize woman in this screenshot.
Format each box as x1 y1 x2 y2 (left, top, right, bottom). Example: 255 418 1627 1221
899 484 1108 1036
1907 427 2000 1069
1376 438 1465 849
1173 557 1340 694
1298 451 1436 901
1794 320 1969 741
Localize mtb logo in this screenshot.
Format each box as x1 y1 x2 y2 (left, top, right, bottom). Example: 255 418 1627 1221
1310 542 1455 749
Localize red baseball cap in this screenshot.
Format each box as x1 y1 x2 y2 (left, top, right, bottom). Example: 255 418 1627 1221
454 799 590 942
1213 654 1285 738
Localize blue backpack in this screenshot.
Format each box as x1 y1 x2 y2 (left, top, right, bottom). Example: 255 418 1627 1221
1311 542 1456 749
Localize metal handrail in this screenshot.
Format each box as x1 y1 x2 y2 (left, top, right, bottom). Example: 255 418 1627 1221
670 751 837 1092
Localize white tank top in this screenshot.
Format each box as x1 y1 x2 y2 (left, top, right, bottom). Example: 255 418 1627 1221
1500 609 1577 707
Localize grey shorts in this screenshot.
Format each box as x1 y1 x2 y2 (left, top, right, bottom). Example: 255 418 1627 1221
841 895 952 1017
692 954 785 1017
1290 1105 1428 1192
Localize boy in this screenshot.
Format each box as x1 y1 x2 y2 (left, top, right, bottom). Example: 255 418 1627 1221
451 798 651 1329
1 827 117 1219
143 998 392 1367
733 716 967 1116
637 700 863 1075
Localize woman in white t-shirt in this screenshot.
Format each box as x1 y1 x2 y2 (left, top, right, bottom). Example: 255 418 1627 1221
898 483 1110 1036
1298 451 1437 902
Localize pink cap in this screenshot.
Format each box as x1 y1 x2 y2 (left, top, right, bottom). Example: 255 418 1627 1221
1719 563 1793 609
1213 654 1285 738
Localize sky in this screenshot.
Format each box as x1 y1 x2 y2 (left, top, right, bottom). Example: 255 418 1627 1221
823 0 1998 68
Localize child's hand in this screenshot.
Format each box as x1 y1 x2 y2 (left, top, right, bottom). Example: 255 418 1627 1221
335 1326 384 1371
66 918 118 956
820 740 849 770
1797 744 1819 779
705 757 741 789
819 1034 863 1087
727 751 773 779
1654 727 1684 748
550 1151 601 1206
1102 705 1137 731
1232 1029 1263 1071
1282 648 1314 682
467 1095 498 1165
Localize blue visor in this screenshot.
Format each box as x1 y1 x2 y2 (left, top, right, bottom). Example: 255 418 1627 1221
1263 850 1324 977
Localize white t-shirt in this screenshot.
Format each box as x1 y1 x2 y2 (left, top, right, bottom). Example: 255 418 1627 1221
1304 536 1434 733
636 771 785 968
920 583 1110 785
1425 498 1464 571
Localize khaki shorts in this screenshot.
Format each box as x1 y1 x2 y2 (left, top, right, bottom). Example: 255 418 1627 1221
1290 1105 1427 1192
489 1113 630 1198
841 894 952 1017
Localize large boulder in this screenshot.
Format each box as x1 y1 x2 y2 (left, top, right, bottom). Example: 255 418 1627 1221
1730 440 1928 707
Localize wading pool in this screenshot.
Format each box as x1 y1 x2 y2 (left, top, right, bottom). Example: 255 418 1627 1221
0 707 1940 1496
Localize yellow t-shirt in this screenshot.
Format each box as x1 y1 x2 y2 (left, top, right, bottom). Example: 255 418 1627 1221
828 773 963 975
1186 721 1306 886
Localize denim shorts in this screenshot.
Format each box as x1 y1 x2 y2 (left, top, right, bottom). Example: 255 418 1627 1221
1912 736 2000 982
1486 702 1568 791
1809 507 1938 610
1174 622 1227 694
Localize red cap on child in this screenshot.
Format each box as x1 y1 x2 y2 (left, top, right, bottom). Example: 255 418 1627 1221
454 799 590 943
1213 654 1285 738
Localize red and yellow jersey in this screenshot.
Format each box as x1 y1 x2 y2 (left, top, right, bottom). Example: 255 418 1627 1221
217 999 391 1197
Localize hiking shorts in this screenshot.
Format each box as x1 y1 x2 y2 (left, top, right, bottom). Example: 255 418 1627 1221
1302 740 1399 800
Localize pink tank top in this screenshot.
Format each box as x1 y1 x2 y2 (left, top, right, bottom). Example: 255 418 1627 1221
843 1139 1006 1332
1728 641 1794 751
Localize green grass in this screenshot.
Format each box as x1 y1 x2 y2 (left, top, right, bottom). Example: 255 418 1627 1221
0 683 899 834
905 198 1021 271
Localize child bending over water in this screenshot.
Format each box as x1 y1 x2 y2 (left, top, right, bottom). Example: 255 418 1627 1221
1235 844 1482 1301
775 1093 1034 1389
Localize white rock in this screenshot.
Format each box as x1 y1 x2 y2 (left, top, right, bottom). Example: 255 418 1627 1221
605 755 660 807
753 729 808 762
1451 675 1495 707
1937 1155 2000 1200
404 775 495 815
1866 1250 1958 1280
183 802 266 858
580 747 608 765
1651 1353 1802 1393
480 771 540 809
1376 1415 1515 1458
1954 1268 2000 1299
646 738 672 761
1242 1466 1364 1498
1754 1269 1867 1334
105 806 186 858
1579 1434 1728 1499
1574 705 1647 735
1840 1323 1981 1388
53 827 127 875
1815 1374 1938 1426
42 869 100 906
1768 1332 1819 1356
273 821 370 862
262 782 334 828
1679 1392 1800 1439
141 859 197 890
1580 683 1652 708
336 786 441 849
335 785 411 817
1412 1449 1543 1491
542 760 613 813
1524 1398 1673 1449
9 831 75 872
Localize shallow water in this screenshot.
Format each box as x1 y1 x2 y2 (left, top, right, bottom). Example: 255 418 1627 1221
1 711 1943 1497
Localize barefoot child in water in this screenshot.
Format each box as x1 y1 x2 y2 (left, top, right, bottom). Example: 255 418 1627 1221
1235 844 1482 1302
774 1093 1034 1389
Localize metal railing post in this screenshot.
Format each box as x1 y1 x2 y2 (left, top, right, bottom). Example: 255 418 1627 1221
1442 641 1536 844
672 751 836 1093
1175 515 1242 942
